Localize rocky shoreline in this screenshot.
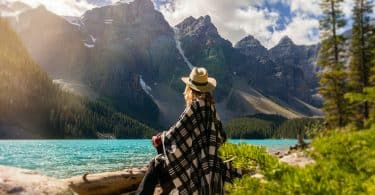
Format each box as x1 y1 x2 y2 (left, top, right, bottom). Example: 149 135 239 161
0 165 75 194
0 165 149 195
0 149 314 194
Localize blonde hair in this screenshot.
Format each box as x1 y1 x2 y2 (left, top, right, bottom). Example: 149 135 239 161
184 85 215 107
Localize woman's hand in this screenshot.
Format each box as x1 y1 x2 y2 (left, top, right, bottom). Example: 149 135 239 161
152 135 161 148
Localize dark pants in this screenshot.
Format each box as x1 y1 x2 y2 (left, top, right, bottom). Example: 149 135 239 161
136 155 175 195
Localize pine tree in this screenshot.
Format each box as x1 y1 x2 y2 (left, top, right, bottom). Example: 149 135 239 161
318 0 349 128
347 0 374 127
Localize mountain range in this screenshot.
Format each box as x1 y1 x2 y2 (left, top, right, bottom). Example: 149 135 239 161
0 17 156 139
1 0 322 129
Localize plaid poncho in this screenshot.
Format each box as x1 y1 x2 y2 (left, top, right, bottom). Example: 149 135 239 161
161 99 237 195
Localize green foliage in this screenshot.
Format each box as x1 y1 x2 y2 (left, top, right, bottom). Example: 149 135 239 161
346 0 374 127
346 65 375 128
225 117 275 139
224 114 322 139
219 143 282 174
0 19 156 138
219 127 375 194
318 0 350 128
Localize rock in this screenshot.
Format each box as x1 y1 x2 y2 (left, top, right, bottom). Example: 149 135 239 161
251 173 264 180
0 165 75 194
279 151 315 167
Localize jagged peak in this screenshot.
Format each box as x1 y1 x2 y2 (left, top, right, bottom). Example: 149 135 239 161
182 16 196 23
197 15 211 23
235 35 264 48
180 15 212 26
176 15 218 36
132 0 155 11
278 36 294 45
95 0 155 12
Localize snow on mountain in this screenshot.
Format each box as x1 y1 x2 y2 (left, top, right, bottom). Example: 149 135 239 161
104 19 113 24
139 75 152 95
90 34 96 43
173 27 194 70
84 43 95 48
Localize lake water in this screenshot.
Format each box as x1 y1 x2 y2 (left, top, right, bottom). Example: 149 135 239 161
0 139 298 179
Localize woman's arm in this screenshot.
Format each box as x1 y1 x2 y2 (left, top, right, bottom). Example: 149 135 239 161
160 104 195 153
151 104 193 155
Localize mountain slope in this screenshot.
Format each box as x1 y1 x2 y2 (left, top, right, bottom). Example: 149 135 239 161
6 0 190 127
176 16 321 119
6 5 88 79
1 0 322 128
269 36 320 103
233 35 280 96
0 18 156 138
175 15 234 100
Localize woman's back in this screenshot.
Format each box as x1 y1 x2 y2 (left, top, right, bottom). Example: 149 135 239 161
136 67 238 195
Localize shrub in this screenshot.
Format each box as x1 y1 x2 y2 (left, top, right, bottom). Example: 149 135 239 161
219 127 375 194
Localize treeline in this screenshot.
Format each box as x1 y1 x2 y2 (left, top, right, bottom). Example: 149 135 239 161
224 114 322 139
0 19 156 139
319 0 374 129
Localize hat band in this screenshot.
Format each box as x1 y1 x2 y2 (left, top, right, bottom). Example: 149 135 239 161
189 78 208 86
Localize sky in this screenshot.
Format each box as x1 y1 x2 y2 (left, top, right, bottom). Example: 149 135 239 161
2 0 361 48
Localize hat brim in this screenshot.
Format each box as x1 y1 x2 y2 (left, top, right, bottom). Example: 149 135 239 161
181 77 217 92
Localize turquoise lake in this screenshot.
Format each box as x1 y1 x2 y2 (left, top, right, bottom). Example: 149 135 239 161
0 139 299 178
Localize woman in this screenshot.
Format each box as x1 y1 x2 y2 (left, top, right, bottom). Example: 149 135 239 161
136 67 238 195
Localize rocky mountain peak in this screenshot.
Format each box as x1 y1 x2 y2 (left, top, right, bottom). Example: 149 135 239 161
235 35 269 59
196 15 216 31
278 36 294 46
200 15 211 23
82 0 173 40
176 15 219 37
132 0 155 12
235 35 264 49
269 36 296 56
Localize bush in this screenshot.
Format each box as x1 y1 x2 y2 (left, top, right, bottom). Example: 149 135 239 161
219 127 375 194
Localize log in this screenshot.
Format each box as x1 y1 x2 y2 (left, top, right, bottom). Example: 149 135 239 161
0 165 164 194
63 167 148 195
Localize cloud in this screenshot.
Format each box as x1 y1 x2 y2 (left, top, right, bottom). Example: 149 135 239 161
4 0 102 16
4 0 357 48
290 0 321 17
159 0 321 48
271 16 319 46
222 6 279 48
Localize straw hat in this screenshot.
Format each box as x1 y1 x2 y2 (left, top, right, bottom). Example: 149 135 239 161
181 67 217 92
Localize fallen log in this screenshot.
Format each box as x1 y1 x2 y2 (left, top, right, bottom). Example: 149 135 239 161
63 167 148 195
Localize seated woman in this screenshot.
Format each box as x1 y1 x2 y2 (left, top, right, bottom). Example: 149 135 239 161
136 67 239 195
